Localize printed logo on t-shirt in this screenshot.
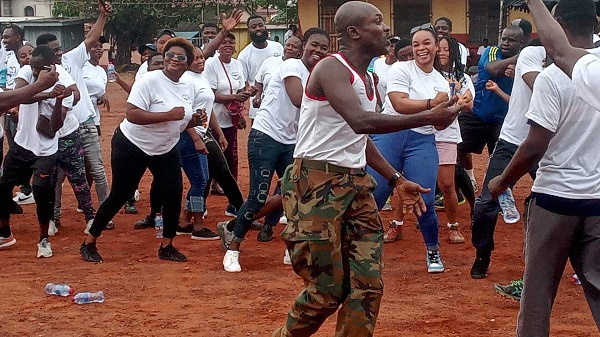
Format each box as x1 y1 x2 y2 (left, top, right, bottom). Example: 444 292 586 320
274 52 281 57
231 71 241 81
63 64 71 73
182 94 191 103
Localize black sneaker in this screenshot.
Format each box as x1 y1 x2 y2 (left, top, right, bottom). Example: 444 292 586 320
80 242 103 262
124 200 138 214
257 223 274 242
470 255 491 279
134 216 154 230
225 204 237 217
158 244 187 262
10 201 23 215
176 224 194 235
434 195 445 210
191 227 220 241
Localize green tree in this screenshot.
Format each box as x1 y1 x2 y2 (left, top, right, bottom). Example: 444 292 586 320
53 0 234 66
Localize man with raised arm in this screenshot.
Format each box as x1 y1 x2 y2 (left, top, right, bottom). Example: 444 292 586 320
272 2 463 337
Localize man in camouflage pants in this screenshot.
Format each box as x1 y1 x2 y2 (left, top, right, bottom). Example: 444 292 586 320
273 2 461 336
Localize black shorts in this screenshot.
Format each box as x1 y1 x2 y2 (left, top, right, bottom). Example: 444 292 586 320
458 113 502 155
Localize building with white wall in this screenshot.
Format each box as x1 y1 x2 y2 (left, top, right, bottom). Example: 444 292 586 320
0 0 54 18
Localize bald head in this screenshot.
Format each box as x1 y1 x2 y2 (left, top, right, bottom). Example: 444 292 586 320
334 1 379 36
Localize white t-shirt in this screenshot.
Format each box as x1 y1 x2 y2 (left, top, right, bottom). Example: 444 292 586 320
122 70 197 156
5 51 20 89
477 45 486 56
237 41 283 118
253 58 309 145
572 53 600 111
255 55 284 93
15 66 75 156
372 57 395 106
0 88 4 138
458 42 470 67
203 56 246 128
383 60 450 135
17 65 79 138
526 47 600 199
135 61 148 82
62 42 96 124
181 71 215 136
83 62 107 125
434 73 475 143
499 46 545 146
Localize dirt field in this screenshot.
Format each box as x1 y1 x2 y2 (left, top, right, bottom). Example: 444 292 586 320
0 73 596 337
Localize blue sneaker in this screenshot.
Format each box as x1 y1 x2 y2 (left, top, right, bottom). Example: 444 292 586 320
427 250 444 273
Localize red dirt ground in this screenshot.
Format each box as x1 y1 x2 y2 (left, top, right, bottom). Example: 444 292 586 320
1 73 596 337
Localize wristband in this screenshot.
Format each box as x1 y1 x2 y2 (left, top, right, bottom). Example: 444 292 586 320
427 98 432 110
388 172 403 187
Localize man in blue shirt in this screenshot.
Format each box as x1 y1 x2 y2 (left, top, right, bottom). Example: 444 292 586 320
457 26 524 191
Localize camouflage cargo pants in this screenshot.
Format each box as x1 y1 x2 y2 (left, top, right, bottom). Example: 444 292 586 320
274 159 384 337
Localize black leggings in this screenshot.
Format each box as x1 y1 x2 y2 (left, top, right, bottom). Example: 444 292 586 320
89 128 183 239
204 135 244 210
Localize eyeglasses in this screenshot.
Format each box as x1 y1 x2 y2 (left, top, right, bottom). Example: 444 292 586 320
410 23 437 36
165 51 187 61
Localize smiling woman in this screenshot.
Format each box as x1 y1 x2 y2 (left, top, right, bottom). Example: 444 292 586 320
80 37 203 264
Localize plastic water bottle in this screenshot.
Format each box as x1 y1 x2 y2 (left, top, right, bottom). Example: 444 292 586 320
572 273 581 285
155 213 164 239
107 63 116 82
45 283 73 296
72 291 105 304
498 188 520 224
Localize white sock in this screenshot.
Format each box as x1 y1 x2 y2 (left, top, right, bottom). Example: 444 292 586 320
465 169 476 181
391 220 404 227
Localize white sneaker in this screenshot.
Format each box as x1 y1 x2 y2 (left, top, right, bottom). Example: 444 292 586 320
48 220 58 236
76 208 84 213
223 250 241 272
13 192 35 205
279 215 288 224
134 189 140 202
84 219 94 235
37 238 53 258
283 249 292 265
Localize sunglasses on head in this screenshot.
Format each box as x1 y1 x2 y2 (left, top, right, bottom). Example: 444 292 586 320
410 23 437 36
165 51 187 61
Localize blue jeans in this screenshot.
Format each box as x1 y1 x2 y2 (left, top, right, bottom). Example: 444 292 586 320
233 129 294 241
367 130 440 251
178 131 209 213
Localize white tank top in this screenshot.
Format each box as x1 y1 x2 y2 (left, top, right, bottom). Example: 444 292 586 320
293 53 377 169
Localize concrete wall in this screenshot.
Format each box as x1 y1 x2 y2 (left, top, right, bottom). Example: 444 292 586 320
12 0 53 17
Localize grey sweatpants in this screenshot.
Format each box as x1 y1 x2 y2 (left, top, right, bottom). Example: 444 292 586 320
517 198 600 337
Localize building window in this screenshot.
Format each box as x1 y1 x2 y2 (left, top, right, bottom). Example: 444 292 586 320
24 6 34 17
318 0 345 51
469 0 504 45
393 0 432 39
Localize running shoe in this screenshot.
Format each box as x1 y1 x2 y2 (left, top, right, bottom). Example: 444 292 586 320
80 241 102 262
494 279 523 301
434 194 445 210
279 215 288 224
48 220 58 236
223 250 241 272
13 191 35 205
176 224 194 235
384 220 403 242
158 244 187 262
0 234 17 249
257 223 274 242
224 205 237 217
448 223 465 244
134 215 155 229
191 227 220 241
124 200 138 214
427 250 444 273
382 197 393 211
283 249 292 265
217 221 233 251
37 238 53 258
470 255 491 279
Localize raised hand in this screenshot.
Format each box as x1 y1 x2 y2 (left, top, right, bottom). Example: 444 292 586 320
99 0 113 15
221 9 243 32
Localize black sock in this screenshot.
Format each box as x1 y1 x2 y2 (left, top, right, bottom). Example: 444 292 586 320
226 220 235 232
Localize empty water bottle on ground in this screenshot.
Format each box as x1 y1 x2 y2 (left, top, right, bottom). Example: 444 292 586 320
498 188 520 224
155 213 164 238
72 291 105 304
45 283 73 296
107 63 116 82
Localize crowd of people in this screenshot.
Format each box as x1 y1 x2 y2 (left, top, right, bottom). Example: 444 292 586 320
1 0 599 336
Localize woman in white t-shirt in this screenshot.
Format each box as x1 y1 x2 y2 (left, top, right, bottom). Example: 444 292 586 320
252 35 302 108
434 36 475 244
220 28 330 273
367 26 450 274
372 37 398 109
81 38 203 263
203 32 253 182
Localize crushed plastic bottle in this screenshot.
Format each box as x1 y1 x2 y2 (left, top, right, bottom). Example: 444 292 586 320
45 283 73 297
498 188 520 224
155 213 164 239
72 291 105 304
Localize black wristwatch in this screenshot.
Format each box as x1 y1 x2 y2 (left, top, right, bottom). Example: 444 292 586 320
388 172 403 187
